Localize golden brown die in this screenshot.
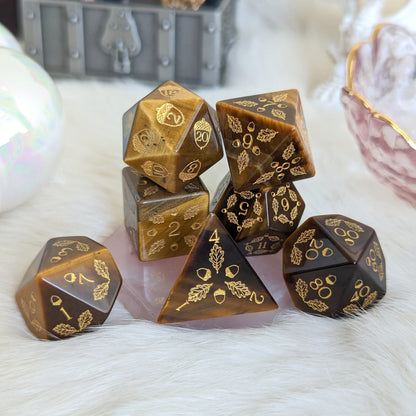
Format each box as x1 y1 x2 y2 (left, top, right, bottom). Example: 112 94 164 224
123 80 223 193
122 166 209 261
216 89 315 191
15 237 122 340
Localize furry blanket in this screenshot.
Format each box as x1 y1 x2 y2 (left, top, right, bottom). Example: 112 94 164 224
2 1 416 415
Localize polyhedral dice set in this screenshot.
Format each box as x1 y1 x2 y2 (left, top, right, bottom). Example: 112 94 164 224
15 80 387 339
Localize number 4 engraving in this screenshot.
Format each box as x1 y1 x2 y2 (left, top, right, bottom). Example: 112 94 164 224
209 229 220 244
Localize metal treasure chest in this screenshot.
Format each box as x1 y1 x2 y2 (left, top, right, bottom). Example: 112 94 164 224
19 0 236 85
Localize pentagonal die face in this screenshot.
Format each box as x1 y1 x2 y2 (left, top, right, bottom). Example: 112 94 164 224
123 80 223 193
212 175 305 256
122 167 209 261
282 215 386 317
15 237 123 340
216 89 315 191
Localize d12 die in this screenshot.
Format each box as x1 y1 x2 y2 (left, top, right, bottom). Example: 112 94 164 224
122 167 209 261
15 237 122 340
212 173 305 256
158 213 278 324
123 80 223 193
282 215 386 317
216 89 315 191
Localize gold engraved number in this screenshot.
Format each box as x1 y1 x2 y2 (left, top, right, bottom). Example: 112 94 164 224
50 295 72 321
309 275 337 300
305 239 334 260
366 248 377 271
50 247 73 263
257 241 268 250
209 229 220 244
250 291 265 304
350 280 370 303
64 272 95 285
238 202 249 217
29 292 37 314
168 221 180 237
156 103 185 127
334 227 359 246
281 198 290 212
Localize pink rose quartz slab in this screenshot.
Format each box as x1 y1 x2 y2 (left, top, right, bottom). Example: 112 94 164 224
104 225 293 329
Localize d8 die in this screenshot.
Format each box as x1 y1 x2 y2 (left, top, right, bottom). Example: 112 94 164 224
15 237 122 340
123 80 223 193
216 89 315 191
122 166 209 261
282 215 386 317
212 173 305 256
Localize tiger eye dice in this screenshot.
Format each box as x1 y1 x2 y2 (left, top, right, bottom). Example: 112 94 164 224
216 89 315 191
122 166 209 261
15 237 122 340
282 215 386 317
212 173 305 256
158 213 278 324
123 80 223 193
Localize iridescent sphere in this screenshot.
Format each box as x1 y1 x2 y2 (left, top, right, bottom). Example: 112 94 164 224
0 23 22 51
0 48 63 212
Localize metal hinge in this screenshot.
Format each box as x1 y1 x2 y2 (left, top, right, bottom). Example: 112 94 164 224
100 8 141 74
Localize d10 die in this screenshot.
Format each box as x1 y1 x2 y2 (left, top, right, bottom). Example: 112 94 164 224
122 166 209 261
158 213 278 324
212 173 305 256
216 89 315 191
123 80 223 193
15 237 122 340
282 215 386 317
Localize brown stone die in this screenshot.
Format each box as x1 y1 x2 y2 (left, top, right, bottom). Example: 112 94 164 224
282 215 386 317
122 166 209 261
123 80 223 193
212 173 305 256
216 89 315 191
15 237 122 340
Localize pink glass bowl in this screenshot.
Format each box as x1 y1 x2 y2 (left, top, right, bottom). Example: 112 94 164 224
341 24 416 207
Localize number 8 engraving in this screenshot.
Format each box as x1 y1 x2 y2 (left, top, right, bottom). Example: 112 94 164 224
309 275 337 300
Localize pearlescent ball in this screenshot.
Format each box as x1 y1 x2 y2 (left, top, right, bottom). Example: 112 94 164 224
0 23 22 51
0 48 63 213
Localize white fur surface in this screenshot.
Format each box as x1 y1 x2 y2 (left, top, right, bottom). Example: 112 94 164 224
2 2 416 415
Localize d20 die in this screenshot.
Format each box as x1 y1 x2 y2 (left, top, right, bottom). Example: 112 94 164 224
122 166 209 261
216 89 315 191
282 215 386 317
212 173 305 256
158 213 278 324
123 80 223 193
15 237 122 340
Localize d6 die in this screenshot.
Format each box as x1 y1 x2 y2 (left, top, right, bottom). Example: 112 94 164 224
15 237 122 340
216 89 315 191
123 80 223 193
212 174 305 256
122 167 209 261
282 215 386 317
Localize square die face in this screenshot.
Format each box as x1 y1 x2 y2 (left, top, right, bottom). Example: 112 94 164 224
138 193 209 261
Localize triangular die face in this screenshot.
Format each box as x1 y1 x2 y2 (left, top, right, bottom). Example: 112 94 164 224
220 89 299 126
39 237 101 275
122 103 138 159
158 214 278 324
286 264 356 317
315 215 375 263
40 282 107 339
342 259 386 315
356 236 386 290
149 80 200 102
17 246 46 290
178 101 220 156
283 218 351 276
41 248 121 314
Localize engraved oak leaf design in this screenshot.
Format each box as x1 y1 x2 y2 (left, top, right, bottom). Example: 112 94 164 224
209 244 225 274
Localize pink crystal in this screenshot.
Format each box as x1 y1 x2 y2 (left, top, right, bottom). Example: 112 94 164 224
104 226 293 329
